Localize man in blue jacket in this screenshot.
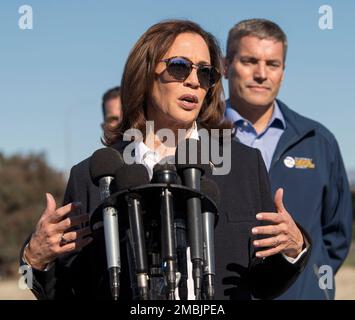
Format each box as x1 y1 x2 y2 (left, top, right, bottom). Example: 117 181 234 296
224 18 352 299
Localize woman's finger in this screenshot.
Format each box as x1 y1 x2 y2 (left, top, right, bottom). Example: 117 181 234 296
60 227 92 244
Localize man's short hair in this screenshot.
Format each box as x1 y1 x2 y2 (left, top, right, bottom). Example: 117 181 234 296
101 86 120 117
226 18 288 63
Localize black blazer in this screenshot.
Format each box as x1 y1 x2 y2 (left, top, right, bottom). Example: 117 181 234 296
22 139 311 300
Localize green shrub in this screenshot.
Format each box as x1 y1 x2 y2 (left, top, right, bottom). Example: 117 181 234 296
0 152 66 277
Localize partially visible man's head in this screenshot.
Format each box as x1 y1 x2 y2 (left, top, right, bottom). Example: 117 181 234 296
101 86 122 129
225 19 287 109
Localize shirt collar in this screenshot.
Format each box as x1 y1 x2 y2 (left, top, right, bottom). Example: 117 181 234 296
225 99 286 130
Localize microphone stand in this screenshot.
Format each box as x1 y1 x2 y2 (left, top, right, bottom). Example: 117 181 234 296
160 187 177 300
175 219 188 300
152 164 180 300
126 193 149 300
202 210 216 300
147 219 164 300
183 169 204 300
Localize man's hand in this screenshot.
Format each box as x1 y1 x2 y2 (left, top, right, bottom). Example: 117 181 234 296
24 193 93 270
251 188 304 259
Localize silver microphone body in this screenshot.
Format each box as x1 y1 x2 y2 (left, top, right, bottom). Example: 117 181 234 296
99 176 121 299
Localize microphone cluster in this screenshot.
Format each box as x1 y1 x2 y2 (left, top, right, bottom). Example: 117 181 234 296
89 139 220 300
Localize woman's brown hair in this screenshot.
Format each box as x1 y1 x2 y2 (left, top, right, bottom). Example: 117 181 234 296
104 19 232 146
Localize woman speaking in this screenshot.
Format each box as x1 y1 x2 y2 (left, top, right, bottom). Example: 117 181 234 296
21 20 310 300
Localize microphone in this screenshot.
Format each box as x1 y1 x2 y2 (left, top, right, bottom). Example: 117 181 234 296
115 163 150 300
174 218 188 300
175 138 211 300
152 162 179 300
200 178 220 300
89 147 124 300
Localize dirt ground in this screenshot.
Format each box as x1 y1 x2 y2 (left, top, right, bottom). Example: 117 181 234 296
335 266 355 300
0 266 354 300
0 278 35 300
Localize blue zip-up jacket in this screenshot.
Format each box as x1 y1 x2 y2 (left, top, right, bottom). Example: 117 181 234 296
269 100 352 299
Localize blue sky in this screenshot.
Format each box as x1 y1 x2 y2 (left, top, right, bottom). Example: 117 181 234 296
0 0 354 177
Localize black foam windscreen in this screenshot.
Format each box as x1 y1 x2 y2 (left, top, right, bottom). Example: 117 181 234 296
174 138 211 175
152 162 178 184
200 178 220 208
153 162 176 174
89 147 124 185
115 163 150 191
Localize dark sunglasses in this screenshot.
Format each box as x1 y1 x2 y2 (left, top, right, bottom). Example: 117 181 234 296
160 56 220 89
